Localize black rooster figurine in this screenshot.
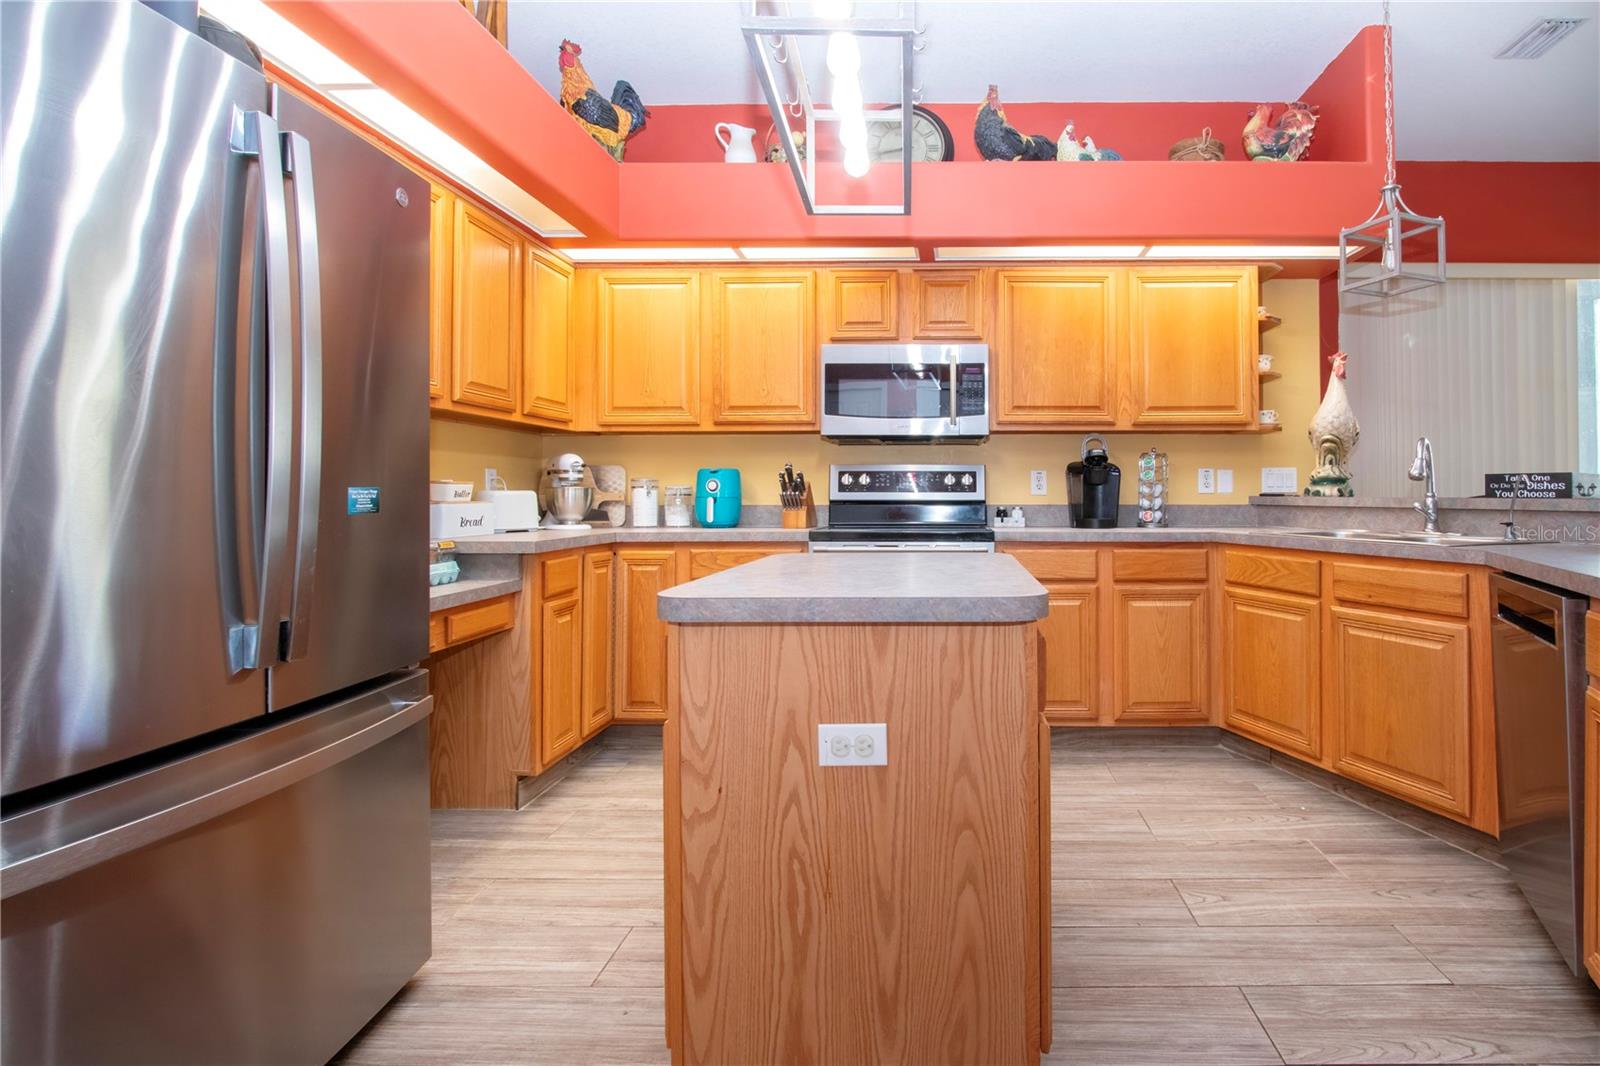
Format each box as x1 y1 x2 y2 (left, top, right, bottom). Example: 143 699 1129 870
975 85 1056 161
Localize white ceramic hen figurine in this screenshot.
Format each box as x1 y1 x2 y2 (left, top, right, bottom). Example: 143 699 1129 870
1305 351 1359 496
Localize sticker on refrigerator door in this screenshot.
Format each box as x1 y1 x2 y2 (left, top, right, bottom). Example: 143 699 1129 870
347 486 381 515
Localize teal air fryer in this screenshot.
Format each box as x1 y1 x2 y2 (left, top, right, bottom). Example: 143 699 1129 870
695 468 741 528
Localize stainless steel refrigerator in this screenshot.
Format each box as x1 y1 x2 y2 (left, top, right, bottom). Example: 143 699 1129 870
1 3 433 1062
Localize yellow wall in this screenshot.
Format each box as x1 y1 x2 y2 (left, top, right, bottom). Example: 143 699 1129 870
429 418 546 489
428 278 1319 506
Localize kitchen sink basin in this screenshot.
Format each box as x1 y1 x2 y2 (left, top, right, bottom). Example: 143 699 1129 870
1277 528 1508 547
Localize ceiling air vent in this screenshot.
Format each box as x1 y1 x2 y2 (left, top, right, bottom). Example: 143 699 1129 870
1494 17 1588 59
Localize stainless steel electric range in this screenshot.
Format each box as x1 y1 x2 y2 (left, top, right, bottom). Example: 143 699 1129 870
808 463 994 552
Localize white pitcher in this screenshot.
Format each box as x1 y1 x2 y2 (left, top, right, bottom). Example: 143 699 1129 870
714 122 758 164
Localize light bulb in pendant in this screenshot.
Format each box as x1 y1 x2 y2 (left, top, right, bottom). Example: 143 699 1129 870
839 114 868 151
826 32 860 76
831 75 862 118
843 146 870 178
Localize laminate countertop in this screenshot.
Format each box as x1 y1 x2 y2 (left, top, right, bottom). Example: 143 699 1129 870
656 551 1049 624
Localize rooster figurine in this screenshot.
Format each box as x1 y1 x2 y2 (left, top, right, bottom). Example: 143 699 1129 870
1057 120 1123 162
975 85 1057 161
1242 101 1318 162
558 39 649 161
1305 351 1360 497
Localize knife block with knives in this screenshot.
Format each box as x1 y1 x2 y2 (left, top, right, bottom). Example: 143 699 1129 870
779 464 816 529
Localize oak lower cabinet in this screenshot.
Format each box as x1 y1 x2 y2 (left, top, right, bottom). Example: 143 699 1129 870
707 270 815 425
450 198 523 413
1222 587 1321 759
1112 585 1209 723
535 553 584 768
1583 610 1599 987
1328 605 1473 819
1127 267 1256 427
579 549 614 739
1038 587 1099 724
614 548 679 722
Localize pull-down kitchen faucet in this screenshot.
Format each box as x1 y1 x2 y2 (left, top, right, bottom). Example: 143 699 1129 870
1408 437 1440 533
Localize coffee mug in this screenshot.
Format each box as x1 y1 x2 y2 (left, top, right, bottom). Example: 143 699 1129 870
1258 353 1274 372
1260 408 1280 424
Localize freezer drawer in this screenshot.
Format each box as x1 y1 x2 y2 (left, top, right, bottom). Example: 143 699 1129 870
1 671 432 1065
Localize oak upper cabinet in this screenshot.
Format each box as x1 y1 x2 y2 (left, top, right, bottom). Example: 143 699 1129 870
1223 587 1321 759
993 269 1121 425
594 271 702 426
536 554 584 768
523 243 575 424
614 548 678 721
428 184 453 401
1329 605 1473 819
1127 267 1255 427
911 269 985 340
451 199 523 412
580 549 614 740
1112 586 1209 723
708 270 816 425
824 269 899 340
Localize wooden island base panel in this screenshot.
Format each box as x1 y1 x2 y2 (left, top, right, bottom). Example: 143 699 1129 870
659 553 1052 1066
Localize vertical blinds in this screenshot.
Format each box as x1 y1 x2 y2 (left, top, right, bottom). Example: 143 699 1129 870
1339 278 1582 497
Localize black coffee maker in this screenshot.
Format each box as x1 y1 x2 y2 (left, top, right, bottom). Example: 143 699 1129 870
1067 435 1121 528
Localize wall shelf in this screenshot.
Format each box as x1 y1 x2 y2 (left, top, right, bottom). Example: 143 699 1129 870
1258 314 1282 332
1259 370 1282 383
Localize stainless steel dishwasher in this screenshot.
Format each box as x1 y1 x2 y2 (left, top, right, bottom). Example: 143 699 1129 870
1490 573 1588 974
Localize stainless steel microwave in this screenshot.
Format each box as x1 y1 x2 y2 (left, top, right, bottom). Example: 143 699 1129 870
820 343 989 442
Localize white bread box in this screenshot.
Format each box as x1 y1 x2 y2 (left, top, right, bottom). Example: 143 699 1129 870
429 501 493 539
478 489 540 532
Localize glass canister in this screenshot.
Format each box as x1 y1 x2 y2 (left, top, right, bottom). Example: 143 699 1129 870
664 485 694 527
630 477 660 527
1136 447 1169 528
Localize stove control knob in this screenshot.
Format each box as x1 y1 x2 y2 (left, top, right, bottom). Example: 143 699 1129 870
858 473 871 486
944 473 956 486
841 473 853 486
961 473 974 487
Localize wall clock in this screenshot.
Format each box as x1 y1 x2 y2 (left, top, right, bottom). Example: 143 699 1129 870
866 105 954 163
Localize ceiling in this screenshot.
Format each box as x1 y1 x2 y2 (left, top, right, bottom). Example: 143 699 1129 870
507 0 1600 161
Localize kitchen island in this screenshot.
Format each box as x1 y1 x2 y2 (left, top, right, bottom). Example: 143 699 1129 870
657 552 1051 1066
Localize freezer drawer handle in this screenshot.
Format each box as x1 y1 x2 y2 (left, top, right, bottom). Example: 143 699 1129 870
281 129 322 661
226 108 294 671
0 695 431 899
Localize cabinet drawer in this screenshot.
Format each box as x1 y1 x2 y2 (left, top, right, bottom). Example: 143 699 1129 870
428 614 446 654
1112 548 1208 583
441 595 516 647
686 546 802 581
1003 547 1098 583
1588 611 1600 678
1224 549 1319 598
542 553 582 597
1331 561 1468 618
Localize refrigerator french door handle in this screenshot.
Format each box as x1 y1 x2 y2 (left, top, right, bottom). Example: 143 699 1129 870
282 130 322 661
224 108 293 670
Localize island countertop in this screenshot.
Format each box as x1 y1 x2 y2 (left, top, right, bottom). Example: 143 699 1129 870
656 551 1049 624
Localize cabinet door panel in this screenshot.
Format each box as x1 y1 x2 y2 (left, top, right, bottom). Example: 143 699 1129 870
1329 606 1472 818
994 270 1119 425
581 550 614 739
685 545 803 581
451 200 522 412
1040 586 1097 724
912 269 984 340
1584 685 1600 986
825 269 898 339
1128 267 1254 426
1113 586 1208 722
615 549 677 721
1223 587 1320 758
539 592 582 767
428 185 453 401
596 272 701 425
710 271 815 424
524 244 574 423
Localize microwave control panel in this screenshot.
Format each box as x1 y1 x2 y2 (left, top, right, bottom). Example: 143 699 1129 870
956 364 987 416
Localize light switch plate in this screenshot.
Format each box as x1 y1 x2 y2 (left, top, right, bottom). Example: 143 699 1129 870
1217 469 1234 494
818 723 888 766
1030 470 1048 496
1197 468 1216 494
1261 466 1298 495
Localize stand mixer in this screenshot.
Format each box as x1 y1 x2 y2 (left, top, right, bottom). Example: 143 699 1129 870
539 452 595 530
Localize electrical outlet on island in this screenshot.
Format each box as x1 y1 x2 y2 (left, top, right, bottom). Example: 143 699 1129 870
1197 468 1216 494
1030 470 1048 496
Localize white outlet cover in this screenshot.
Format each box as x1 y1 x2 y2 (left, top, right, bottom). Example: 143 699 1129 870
818 723 888 766
1217 469 1234 494
484 467 498 490
1197 468 1216 494
1030 469 1048 496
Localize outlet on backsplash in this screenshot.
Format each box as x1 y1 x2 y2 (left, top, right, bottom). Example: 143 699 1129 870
1030 470 1048 496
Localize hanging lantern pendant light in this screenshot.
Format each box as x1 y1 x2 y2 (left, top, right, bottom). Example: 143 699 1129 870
1338 0 1447 297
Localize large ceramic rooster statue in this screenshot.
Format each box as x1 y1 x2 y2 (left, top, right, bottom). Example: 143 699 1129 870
1242 101 1318 162
558 39 649 161
1305 351 1360 496
975 85 1057 161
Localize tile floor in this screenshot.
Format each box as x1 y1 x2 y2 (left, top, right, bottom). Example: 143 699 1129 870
336 727 1600 1065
